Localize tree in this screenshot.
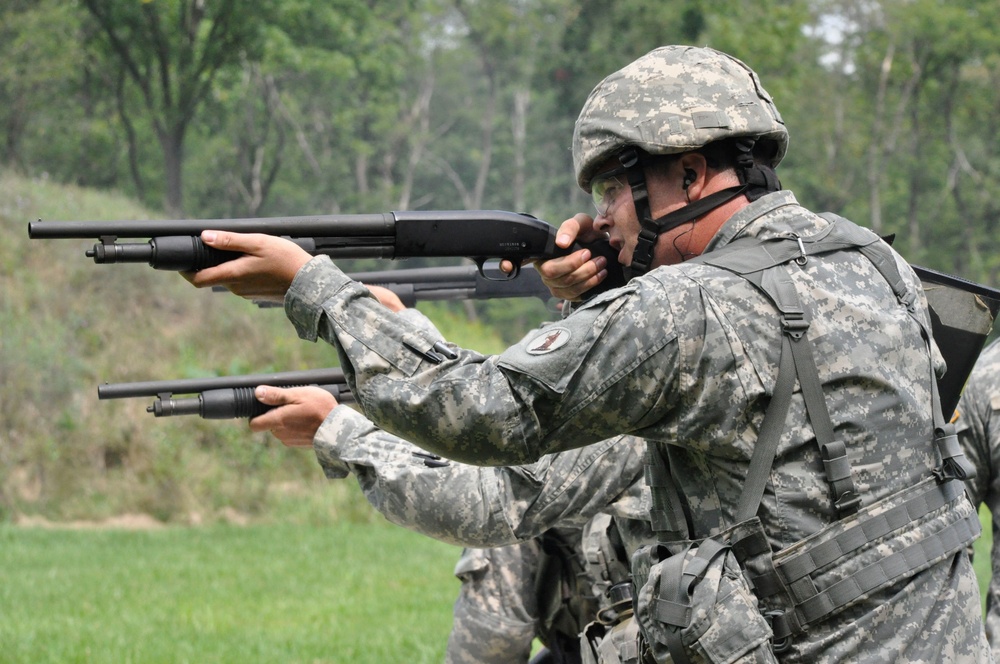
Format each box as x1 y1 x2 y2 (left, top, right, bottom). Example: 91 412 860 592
0 2 90 174
80 0 272 216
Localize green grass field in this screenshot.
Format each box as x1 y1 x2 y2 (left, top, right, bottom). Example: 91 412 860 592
976 505 994 613
0 507 992 663
0 522 462 663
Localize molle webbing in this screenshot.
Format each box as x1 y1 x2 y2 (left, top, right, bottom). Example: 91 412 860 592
731 476 978 642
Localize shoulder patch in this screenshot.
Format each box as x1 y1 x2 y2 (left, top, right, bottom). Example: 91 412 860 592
525 327 572 355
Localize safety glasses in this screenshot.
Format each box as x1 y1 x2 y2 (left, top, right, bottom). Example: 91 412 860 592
591 166 628 217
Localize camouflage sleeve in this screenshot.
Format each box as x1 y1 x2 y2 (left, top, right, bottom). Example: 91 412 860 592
956 353 997 508
312 404 646 548
284 256 680 466
955 339 1000 655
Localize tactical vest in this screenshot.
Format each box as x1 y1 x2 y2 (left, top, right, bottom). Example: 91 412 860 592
637 215 980 662
534 527 601 664
581 514 646 664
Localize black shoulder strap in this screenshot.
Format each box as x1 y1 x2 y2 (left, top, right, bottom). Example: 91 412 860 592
701 240 861 519
645 213 975 541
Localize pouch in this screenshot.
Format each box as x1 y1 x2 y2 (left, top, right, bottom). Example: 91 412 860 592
631 523 777 664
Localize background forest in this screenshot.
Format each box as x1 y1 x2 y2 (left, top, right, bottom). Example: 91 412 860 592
2 0 1000 524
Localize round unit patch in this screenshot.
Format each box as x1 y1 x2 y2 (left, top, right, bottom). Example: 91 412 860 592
525 327 572 355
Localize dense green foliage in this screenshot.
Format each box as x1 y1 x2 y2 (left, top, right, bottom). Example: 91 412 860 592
3 1 998 281
0 521 462 662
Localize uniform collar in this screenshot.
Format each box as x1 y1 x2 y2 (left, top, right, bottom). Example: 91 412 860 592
703 190 800 253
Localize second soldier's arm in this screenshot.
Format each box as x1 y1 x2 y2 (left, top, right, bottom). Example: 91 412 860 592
313 404 644 548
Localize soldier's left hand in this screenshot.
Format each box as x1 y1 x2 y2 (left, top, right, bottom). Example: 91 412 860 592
249 385 339 447
182 230 313 300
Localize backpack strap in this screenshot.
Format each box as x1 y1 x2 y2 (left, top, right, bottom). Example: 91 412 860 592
697 228 865 517
643 220 871 543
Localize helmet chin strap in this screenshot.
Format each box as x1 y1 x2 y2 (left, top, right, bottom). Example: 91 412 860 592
618 141 779 277
619 147 748 277
628 184 750 277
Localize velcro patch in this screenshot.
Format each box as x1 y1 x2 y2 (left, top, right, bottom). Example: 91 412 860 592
525 327 572 355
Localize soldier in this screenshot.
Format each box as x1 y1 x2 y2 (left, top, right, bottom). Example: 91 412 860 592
957 336 1000 659
252 288 648 663
186 45 990 661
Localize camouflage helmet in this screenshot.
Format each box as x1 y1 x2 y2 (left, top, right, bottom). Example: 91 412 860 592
573 45 788 191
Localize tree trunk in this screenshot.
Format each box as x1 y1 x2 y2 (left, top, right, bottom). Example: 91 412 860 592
511 88 529 212
159 126 185 217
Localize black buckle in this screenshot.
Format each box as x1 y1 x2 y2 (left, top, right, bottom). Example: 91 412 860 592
834 490 862 516
781 316 809 340
764 610 792 653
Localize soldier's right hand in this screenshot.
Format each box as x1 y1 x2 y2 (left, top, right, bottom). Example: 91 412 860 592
535 213 610 301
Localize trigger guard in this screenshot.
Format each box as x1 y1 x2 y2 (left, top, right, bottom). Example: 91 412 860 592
477 259 519 281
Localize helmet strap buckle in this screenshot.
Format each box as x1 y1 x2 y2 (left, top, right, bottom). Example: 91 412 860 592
618 148 656 277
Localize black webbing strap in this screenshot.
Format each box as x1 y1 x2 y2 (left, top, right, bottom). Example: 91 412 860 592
652 539 730 664
619 148 655 275
699 234 863 517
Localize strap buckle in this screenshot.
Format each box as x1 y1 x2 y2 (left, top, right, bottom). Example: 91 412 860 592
834 490 862 516
781 316 810 339
763 610 792 653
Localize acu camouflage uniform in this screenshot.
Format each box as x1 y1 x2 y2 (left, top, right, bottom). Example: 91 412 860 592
313 310 649 663
315 402 647 663
284 46 989 662
286 191 989 662
957 337 1000 660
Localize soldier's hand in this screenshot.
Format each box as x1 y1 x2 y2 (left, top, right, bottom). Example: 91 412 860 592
364 284 406 312
182 231 313 300
249 385 339 447
535 213 610 301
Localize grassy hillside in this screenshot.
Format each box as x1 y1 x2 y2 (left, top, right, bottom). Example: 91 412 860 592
0 171 513 525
